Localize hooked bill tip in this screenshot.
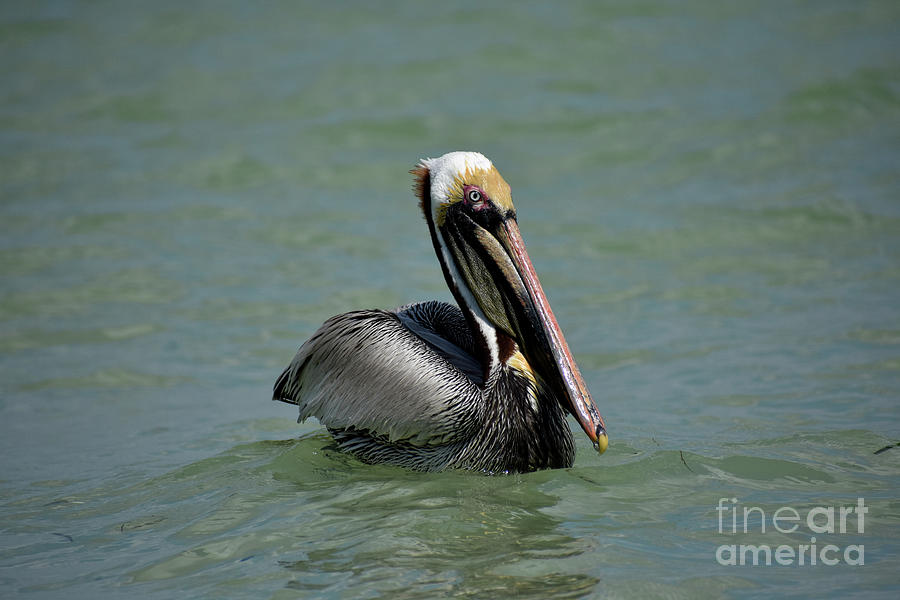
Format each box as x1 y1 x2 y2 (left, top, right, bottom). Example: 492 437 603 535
592 426 609 454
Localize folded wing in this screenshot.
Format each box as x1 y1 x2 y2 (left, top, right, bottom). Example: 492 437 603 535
273 302 485 449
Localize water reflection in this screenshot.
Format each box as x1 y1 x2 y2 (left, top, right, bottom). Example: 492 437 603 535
120 436 601 596
273 449 599 598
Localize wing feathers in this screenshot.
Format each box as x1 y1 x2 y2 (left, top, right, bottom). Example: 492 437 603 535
273 303 484 448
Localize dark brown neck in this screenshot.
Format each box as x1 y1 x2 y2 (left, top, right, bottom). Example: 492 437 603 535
413 166 500 382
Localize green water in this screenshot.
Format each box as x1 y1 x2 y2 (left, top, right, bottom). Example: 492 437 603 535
2 1 899 598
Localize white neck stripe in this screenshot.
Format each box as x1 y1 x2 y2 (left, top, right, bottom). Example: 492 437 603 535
434 231 499 376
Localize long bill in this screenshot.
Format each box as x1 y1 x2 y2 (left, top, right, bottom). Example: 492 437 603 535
437 207 609 453
499 219 608 453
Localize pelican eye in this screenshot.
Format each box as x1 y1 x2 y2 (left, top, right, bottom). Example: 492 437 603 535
464 186 486 208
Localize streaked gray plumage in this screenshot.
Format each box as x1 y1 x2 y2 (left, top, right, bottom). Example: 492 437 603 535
274 301 574 472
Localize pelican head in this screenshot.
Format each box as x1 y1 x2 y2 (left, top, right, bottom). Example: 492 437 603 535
413 151 608 454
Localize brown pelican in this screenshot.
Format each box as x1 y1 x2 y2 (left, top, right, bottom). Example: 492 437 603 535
274 151 608 472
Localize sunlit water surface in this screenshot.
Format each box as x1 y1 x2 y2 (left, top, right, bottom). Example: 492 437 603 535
2 2 899 598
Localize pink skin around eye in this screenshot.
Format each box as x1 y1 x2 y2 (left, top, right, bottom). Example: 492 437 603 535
462 185 489 210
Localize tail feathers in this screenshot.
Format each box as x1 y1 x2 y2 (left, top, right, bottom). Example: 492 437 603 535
272 366 300 405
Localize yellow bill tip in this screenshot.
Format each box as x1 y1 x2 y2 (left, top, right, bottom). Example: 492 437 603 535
593 429 609 454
